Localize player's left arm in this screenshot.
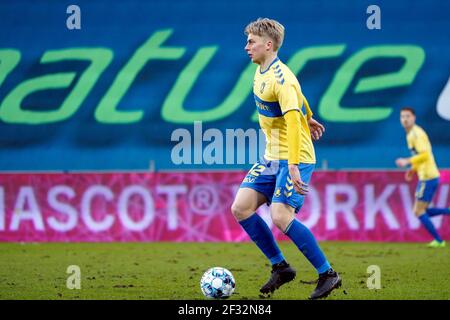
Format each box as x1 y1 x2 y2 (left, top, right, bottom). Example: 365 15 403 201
284 110 308 195
301 93 325 141
277 82 308 195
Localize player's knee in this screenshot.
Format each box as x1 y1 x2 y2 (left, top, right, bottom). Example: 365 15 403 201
231 202 252 221
413 203 428 217
271 213 289 232
414 209 426 217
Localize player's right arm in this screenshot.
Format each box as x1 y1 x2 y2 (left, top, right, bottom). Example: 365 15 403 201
410 152 430 168
396 154 429 169
397 130 431 169
302 93 325 140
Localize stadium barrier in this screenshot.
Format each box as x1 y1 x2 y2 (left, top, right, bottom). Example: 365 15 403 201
0 170 448 242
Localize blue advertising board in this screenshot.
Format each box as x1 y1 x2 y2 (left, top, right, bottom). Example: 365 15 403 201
0 0 449 170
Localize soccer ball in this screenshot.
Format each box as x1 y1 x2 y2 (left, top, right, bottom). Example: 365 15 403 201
200 267 236 299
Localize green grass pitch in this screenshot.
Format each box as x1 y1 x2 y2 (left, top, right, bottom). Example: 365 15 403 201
0 242 449 300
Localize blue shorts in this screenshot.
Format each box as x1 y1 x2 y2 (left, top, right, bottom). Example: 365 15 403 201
415 178 439 202
240 158 315 213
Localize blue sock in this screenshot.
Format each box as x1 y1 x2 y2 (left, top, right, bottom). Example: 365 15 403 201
285 219 331 274
419 214 443 242
239 213 285 265
426 207 450 217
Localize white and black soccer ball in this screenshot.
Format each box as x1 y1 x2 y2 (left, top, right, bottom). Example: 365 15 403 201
200 267 236 299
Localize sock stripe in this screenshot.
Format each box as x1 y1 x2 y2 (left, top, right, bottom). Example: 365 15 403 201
284 220 295 234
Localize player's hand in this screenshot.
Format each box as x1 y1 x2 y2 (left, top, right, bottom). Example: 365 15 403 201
395 158 410 168
288 164 308 195
308 117 325 141
405 169 415 182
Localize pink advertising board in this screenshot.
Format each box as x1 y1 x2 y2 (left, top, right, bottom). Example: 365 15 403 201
0 171 449 242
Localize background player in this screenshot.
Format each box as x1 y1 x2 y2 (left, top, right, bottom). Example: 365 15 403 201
231 18 341 300
396 107 450 248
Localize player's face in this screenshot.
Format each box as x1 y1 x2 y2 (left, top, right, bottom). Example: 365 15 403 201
245 34 270 64
400 110 415 129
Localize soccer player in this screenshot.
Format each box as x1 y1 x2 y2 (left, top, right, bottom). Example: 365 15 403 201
396 107 449 248
231 18 341 299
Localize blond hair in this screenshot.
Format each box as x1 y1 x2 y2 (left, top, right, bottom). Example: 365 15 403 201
244 18 285 51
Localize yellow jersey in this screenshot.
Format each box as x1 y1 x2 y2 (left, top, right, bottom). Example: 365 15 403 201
406 125 440 180
253 57 315 164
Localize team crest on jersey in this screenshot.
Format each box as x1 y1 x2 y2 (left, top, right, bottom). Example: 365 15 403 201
274 187 281 197
260 82 266 94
